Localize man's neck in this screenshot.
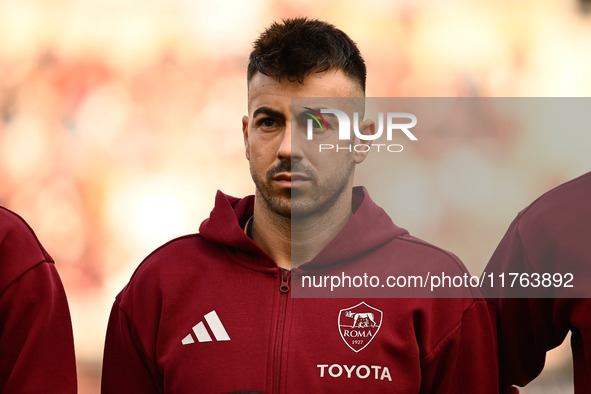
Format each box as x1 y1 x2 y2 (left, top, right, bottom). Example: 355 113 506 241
251 193 353 270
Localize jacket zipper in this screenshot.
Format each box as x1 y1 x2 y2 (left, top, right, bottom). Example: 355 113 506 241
272 270 290 394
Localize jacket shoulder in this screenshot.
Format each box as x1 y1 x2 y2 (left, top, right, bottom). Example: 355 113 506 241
518 171 591 222
395 233 470 274
0 206 53 292
510 172 591 249
116 233 224 301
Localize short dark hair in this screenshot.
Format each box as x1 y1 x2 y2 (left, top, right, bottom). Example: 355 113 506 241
247 17 366 93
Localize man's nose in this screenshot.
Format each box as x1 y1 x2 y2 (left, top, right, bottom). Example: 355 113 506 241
277 122 303 161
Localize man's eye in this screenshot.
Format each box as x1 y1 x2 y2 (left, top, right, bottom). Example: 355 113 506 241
261 118 278 128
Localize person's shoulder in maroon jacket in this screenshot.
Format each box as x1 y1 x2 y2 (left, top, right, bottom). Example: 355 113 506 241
0 206 77 393
483 171 591 393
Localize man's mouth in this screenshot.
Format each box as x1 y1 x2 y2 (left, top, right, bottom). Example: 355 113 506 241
273 172 310 188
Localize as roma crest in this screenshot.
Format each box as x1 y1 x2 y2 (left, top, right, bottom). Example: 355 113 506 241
338 301 383 352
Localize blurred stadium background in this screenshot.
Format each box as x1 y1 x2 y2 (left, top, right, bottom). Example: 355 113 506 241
1 0 591 392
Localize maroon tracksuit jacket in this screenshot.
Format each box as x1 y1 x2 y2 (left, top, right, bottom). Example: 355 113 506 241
0 206 77 393
102 187 498 393
484 171 591 392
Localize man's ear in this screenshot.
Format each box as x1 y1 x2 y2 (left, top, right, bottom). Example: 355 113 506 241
242 115 250 161
353 118 375 164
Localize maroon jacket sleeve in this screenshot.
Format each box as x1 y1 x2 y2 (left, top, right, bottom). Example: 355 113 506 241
0 262 77 393
419 300 499 393
101 299 163 394
483 218 570 392
0 207 76 393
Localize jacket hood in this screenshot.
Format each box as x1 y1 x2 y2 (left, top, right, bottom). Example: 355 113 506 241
199 191 261 254
199 187 408 268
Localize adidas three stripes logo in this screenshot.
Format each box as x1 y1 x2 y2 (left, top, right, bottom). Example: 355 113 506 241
181 310 230 345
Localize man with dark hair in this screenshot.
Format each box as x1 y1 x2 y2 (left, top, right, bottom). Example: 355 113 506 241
0 206 77 393
102 18 498 392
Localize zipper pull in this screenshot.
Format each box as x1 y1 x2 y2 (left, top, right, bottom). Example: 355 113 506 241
279 270 290 293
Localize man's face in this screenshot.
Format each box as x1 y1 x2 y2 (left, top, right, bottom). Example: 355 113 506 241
242 69 368 219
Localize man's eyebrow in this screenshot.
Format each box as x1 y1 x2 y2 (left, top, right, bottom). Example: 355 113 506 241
252 106 285 120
